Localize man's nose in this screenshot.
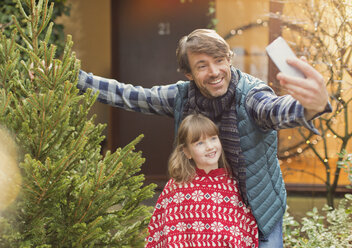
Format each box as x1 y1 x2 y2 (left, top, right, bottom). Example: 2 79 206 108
208 63 219 77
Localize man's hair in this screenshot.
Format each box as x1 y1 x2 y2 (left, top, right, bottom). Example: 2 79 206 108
176 29 233 74
168 114 231 183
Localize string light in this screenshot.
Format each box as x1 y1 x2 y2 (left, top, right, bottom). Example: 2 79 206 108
223 20 269 40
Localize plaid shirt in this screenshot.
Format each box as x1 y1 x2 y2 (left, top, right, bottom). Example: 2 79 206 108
78 70 331 134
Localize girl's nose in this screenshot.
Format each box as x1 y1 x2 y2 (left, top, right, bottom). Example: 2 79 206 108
205 141 213 150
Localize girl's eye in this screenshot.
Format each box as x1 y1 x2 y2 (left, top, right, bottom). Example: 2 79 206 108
196 141 203 146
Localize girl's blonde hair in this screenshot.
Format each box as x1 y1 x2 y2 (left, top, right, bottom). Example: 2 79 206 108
168 114 231 183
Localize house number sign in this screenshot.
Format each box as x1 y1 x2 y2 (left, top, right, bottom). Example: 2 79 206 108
158 22 171 35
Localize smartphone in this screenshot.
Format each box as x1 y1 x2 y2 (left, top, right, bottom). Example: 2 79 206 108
266 36 305 78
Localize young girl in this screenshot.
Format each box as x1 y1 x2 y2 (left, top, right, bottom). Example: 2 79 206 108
145 114 258 248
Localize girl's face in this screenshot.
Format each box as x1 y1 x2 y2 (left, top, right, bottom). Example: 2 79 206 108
183 134 222 173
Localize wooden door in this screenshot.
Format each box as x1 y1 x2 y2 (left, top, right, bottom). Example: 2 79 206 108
110 0 210 186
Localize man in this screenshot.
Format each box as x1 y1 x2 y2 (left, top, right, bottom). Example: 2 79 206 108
77 29 331 247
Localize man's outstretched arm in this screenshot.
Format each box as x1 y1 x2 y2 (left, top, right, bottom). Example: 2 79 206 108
77 70 179 117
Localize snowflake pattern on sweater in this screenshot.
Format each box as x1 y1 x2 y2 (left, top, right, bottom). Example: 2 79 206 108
145 168 258 248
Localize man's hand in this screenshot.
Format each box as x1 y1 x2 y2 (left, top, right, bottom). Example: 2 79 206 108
276 57 329 121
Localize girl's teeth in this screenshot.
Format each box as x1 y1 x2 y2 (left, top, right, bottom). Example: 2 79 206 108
206 152 216 157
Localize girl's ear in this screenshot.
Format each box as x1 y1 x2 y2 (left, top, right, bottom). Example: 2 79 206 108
182 146 191 160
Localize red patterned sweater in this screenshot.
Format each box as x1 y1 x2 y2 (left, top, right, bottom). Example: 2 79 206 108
145 168 258 248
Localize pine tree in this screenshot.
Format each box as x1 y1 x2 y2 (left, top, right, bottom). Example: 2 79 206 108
0 0 156 247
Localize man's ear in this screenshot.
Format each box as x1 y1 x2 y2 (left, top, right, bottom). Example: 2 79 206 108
182 147 191 160
185 73 193 81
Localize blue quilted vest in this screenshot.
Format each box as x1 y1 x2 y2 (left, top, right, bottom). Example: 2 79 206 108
173 69 286 237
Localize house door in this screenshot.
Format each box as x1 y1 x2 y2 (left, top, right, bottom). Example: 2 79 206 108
110 0 210 185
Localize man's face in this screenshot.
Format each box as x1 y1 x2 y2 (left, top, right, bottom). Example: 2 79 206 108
185 52 231 98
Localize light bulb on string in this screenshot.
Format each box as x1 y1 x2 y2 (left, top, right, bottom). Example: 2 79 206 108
0 128 21 211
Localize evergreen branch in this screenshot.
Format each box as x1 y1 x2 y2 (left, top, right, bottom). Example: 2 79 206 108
15 0 29 20
74 196 83 220
5 30 17 61
73 185 90 223
43 2 54 35
32 1 39 38
76 217 103 246
14 101 27 123
105 134 144 173
16 35 33 51
0 90 11 114
100 162 123 186
51 151 78 185
95 161 104 190
35 67 51 88
44 22 53 44
22 181 42 201
31 170 45 194
1 61 11 88
59 56 74 82
36 0 48 36
37 0 44 16
51 59 58 88
48 43 55 67
11 16 31 47
37 93 52 158
38 150 77 204
82 162 126 224
62 35 73 64
77 199 93 224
